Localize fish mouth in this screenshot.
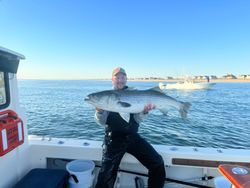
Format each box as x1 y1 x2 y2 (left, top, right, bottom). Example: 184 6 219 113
84 96 90 101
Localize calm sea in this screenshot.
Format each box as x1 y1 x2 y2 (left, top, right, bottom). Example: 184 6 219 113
18 80 250 149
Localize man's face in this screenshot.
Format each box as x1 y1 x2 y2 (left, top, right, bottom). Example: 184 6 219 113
112 72 127 90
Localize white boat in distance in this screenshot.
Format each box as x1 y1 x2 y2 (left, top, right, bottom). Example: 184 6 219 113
159 80 216 90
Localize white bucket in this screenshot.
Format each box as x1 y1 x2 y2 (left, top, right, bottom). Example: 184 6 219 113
68 175 95 188
66 160 95 188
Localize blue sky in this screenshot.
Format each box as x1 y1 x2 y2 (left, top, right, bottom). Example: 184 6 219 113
0 0 249 79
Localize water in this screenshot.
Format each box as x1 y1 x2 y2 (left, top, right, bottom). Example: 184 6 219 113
18 80 250 149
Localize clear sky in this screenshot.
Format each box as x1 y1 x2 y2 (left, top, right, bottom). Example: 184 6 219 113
0 0 249 79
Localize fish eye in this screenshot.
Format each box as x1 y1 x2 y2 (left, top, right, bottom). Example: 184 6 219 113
84 96 89 101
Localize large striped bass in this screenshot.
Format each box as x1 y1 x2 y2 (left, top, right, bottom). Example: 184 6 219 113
85 87 191 122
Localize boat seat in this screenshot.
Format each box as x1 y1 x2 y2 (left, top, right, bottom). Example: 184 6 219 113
214 176 231 188
13 168 69 188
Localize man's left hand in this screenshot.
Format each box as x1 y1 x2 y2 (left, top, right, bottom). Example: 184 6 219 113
143 103 156 114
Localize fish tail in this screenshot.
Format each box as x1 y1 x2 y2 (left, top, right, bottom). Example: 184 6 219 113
179 102 191 118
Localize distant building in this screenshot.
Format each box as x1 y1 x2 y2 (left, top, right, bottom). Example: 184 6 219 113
194 76 203 80
223 74 237 79
210 75 217 79
165 76 173 80
239 75 247 79
193 75 215 80
149 77 160 80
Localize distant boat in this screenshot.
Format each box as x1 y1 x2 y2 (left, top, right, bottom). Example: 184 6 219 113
159 80 215 90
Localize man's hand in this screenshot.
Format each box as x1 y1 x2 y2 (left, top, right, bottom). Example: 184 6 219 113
96 108 104 113
143 103 156 114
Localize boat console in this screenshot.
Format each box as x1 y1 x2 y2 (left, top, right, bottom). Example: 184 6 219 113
219 164 250 188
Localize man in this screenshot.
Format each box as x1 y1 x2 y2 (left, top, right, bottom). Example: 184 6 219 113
95 67 166 188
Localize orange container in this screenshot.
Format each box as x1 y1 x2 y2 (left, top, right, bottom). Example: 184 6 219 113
0 110 24 156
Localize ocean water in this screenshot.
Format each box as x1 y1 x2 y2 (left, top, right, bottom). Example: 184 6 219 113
18 80 250 149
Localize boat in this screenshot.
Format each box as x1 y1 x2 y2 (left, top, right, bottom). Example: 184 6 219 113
1 46 249 188
159 80 216 90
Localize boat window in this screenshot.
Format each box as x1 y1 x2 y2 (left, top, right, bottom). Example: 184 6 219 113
0 72 10 109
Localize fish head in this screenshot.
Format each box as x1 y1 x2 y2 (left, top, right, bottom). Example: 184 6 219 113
84 90 119 109
85 92 107 105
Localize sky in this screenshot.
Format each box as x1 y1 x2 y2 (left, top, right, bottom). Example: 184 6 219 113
0 0 249 80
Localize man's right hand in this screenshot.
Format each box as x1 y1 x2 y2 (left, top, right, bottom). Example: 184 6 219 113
96 108 104 113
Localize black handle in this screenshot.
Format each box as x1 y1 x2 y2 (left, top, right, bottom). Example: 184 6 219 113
71 174 79 183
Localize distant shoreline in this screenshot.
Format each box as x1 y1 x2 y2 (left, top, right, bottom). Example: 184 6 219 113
128 79 250 83
18 78 250 83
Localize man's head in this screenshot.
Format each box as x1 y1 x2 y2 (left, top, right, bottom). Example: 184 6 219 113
112 67 127 90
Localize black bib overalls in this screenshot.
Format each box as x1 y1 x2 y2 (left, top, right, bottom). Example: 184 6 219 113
95 112 166 188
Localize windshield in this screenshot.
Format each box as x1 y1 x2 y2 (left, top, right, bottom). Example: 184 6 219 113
0 72 9 108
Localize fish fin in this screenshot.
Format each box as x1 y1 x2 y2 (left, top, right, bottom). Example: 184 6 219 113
117 101 131 107
179 102 191 118
148 86 164 93
159 108 168 115
126 87 136 90
119 113 130 123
